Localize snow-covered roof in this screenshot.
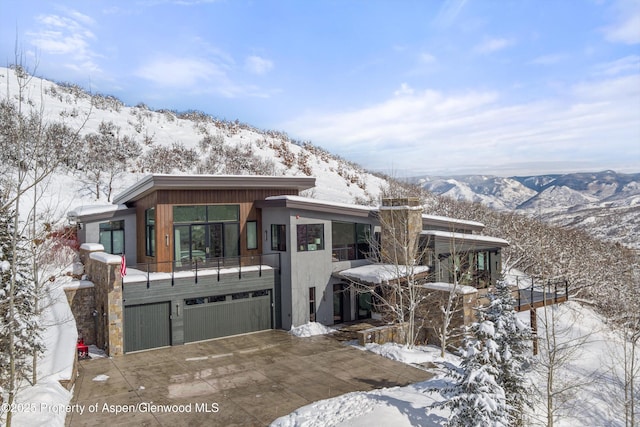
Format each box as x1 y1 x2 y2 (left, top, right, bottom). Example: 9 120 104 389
423 282 478 295
421 230 509 247
67 204 132 222
338 264 431 284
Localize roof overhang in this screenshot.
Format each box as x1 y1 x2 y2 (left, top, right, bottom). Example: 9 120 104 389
67 204 136 223
421 214 485 232
257 195 375 218
421 230 510 248
113 174 316 205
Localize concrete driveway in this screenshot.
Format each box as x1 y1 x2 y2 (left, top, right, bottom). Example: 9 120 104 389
66 330 433 426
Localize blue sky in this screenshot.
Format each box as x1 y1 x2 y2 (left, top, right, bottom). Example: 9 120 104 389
1 0 639 176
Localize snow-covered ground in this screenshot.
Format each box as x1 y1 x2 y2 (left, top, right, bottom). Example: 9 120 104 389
274 301 638 427
8 279 78 427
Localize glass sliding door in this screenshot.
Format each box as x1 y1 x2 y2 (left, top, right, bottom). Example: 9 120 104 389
209 223 223 258
191 225 206 262
175 225 190 264
223 223 239 257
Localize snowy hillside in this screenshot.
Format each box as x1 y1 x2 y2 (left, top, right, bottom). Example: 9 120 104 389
0 66 387 219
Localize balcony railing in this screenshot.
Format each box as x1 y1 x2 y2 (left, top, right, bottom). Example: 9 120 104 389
124 253 280 288
515 278 569 311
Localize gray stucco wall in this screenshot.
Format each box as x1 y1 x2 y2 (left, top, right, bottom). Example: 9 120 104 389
82 212 136 266
261 206 377 329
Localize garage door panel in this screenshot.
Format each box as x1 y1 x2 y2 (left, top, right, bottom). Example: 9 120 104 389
124 302 171 353
184 294 271 343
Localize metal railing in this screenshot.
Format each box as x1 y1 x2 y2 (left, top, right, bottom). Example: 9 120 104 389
515 277 569 311
125 253 280 288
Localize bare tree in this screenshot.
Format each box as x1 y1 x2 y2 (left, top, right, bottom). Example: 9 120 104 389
1 55 88 426
529 302 595 427
79 120 140 201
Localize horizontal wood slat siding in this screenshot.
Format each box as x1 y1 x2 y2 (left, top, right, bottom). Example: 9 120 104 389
131 188 299 266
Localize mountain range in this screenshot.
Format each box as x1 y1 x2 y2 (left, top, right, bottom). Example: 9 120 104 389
413 170 640 249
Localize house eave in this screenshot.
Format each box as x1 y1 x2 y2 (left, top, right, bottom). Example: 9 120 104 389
257 196 375 218
113 174 317 205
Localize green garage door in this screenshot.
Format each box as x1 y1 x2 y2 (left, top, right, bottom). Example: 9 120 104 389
124 302 171 352
184 291 272 343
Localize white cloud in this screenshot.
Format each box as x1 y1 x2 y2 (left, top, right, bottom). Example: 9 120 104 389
135 56 225 87
285 74 640 175
474 37 515 54
135 55 274 98
529 53 567 65
603 0 640 44
245 55 274 75
394 83 414 96
592 55 640 76
26 10 101 73
419 52 437 64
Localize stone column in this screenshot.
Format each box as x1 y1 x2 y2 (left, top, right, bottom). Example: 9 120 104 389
379 197 423 265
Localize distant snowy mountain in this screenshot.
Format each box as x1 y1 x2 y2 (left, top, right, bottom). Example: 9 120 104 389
415 171 640 249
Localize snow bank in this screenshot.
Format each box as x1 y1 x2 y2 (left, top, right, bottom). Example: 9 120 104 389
290 322 336 337
362 342 442 365
11 281 77 427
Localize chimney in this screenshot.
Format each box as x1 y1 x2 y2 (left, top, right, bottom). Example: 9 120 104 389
379 197 423 266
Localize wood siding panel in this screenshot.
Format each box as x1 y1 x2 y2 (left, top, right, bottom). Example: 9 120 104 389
130 188 299 267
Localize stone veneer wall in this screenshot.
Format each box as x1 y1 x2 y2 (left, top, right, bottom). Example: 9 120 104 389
64 285 96 345
379 197 424 266
418 284 478 349
78 246 124 356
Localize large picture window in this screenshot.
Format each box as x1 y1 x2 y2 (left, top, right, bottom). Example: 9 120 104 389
99 220 124 255
271 224 286 251
331 221 370 261
297 224 324 251
172 205 240 262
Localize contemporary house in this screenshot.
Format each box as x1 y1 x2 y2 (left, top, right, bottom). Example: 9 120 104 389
66 174 510 355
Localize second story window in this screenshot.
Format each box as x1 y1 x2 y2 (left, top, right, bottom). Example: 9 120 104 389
297 224 324 251
271 224 286 251
145 208 155 256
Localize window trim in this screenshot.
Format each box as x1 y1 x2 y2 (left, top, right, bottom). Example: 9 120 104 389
297 224 325 252
145 208 155 257
271 224 287 251
99 220 125 255
247 220 258 250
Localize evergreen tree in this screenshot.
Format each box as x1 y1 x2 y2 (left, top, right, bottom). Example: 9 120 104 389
433 279 531 426
484 279 532 425
435 318 510 427
0 205 42 403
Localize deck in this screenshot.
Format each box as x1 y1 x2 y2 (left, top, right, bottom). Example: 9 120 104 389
515 289 568 311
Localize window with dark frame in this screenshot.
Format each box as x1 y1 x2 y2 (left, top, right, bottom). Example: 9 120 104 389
271 224 286 251
309 287 316 322
247 220 258 250
99 220 125 255
145 208 155 256
297 224 324 251
331 221 371 261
